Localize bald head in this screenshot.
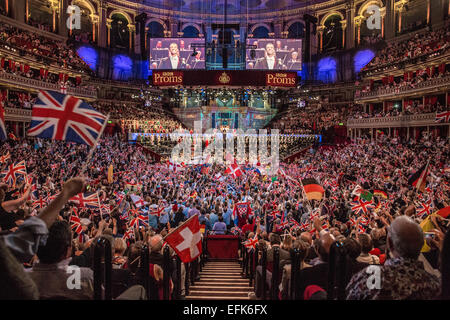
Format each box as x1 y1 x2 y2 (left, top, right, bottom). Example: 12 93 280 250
317 232 335 262
388 216 424 260
149 235 163 253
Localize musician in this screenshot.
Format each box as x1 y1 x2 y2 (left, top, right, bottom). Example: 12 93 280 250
254 43 284 70
159 43 186 69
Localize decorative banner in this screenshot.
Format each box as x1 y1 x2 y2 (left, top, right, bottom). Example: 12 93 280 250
266 72 297 87
153 71 184 86
153 70 298 87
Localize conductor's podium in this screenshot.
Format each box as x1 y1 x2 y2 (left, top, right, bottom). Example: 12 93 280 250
206 235 240 260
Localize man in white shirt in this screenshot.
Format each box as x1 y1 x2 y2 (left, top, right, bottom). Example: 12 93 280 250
159 43 185 69
255 43 279 70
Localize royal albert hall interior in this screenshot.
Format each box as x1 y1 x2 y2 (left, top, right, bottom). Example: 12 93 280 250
0 0 449 303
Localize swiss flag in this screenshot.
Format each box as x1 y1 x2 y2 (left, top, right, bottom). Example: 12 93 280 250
164 215 202 263
225 163 243 179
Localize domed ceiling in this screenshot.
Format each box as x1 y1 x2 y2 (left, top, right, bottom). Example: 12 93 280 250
141 0 328 14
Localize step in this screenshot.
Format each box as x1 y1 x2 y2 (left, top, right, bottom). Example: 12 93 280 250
185 295 249 300
190 286 253 292
200 271 243 275
187 290 252 297
196 279 249 284
201 269 243 272
195 279 249 287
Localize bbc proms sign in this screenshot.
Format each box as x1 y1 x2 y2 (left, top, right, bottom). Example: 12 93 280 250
153 71 183 86
266 72 297 87
152 70 297 87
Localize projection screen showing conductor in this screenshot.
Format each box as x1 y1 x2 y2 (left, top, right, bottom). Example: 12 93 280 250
246 39 302 71
150 38 206 70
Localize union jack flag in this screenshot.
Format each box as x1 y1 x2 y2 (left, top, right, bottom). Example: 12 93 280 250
244 235 258 251
0 100 6 141
435 111 450 123
150 207 165 217
32 196 47 210
300 220 310 231
129 214 149 229
0 152 9 163
1 160 27 187
122 227 135 240
114 191 125 206
351 198 374 215
27 90 107 147
69 192 100 208
70 208 83 234
416 199 433 220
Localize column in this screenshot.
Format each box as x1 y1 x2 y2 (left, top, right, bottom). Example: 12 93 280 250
427 0 431 24
385 0 395 39
345 1 355 49
128 23 135 53
98 2 108 48
206 24 213 43
58 0 69 36
397 4 405 33
274 22 283 38
170 21 178 38
380 7 386 38
240 26 247 43
317 26 324 52
90 14 99 44
106 18 112 47
22 122 26 137
145 27 149 51
340 20 347 49
354 16 363 46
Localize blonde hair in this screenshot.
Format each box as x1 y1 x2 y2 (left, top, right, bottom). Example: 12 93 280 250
114 238 127 255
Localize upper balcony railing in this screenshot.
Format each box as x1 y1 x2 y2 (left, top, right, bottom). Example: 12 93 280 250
0 72 97 99
355 75 450 101
347 112 439 128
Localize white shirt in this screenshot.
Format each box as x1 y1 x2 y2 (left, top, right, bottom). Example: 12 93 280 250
170 55 179 69
266 56 275 70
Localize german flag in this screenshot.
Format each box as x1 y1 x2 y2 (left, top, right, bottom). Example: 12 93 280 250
373 190 388 199
302 178 325 201
408 163 429 193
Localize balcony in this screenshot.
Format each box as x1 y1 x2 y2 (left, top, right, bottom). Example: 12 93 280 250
347 113 439 129
355 75 450 102
0 72 97 99
4 107 31 121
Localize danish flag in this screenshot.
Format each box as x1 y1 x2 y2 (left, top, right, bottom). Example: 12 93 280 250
28 90 107 147
225 163 243 179
1 160 27 187
164 215 202 263
69 192 100 208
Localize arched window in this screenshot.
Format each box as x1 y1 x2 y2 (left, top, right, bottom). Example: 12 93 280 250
288 22 305 39
253 26 269 38
182 25 200 38
111 13 129 50
147 21 165 38
322 15 343 52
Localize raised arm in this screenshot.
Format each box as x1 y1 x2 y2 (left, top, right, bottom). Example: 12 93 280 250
38 177 85 228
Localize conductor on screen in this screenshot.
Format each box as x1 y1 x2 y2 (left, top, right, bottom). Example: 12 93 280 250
159 42 186 69
254 43 285 70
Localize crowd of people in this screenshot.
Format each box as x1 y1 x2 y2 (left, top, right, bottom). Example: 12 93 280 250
0 21 91 73
0 128 447 300
363 23 450 72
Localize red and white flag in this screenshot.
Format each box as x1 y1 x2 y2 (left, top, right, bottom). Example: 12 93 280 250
164 215 202 263
225 163 243 179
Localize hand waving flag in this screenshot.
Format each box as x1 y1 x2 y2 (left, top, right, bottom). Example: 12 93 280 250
28 90 106 146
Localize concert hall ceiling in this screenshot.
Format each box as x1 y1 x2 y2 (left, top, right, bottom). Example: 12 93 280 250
139 0 329 14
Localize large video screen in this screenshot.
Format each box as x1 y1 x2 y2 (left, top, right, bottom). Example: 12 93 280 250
150 38 205 70
246 39 302 71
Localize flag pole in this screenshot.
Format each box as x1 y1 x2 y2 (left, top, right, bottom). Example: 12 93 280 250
80 113 110 176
